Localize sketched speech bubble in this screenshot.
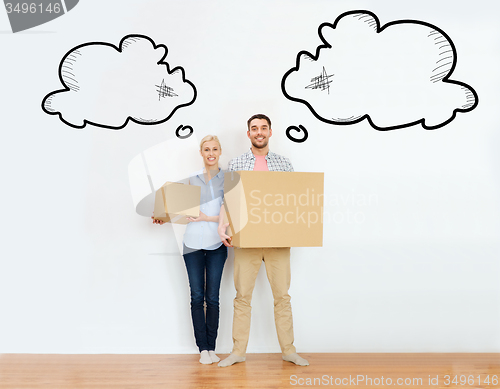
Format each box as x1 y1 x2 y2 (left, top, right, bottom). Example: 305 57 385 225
282 10 478 131
42 34 197 130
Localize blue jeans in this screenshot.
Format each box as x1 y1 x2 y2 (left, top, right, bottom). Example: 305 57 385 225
183 244 227 352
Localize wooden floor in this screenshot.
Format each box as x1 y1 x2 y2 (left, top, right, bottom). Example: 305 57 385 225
0 353 499 389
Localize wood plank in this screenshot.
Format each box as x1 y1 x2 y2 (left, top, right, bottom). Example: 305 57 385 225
0 353 499 388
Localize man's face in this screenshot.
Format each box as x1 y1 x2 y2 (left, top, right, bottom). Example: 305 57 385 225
247 118 272 149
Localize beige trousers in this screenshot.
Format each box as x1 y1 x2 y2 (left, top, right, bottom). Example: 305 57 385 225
231 247 296 356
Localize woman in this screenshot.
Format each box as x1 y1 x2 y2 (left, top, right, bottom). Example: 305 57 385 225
153 135 227 364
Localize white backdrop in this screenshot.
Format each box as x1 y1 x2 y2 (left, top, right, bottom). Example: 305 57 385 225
0 0 499 354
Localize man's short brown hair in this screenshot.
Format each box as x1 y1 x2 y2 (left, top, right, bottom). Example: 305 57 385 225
247 114 271 129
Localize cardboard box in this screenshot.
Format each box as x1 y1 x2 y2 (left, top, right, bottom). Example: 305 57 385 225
153 182 200 224
224 171 324 247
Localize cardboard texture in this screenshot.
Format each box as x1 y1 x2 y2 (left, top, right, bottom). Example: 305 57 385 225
153 182 200 224
224 171 324 248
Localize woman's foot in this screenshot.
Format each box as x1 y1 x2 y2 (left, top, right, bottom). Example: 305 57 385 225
208 351 220 363
199 350 212 364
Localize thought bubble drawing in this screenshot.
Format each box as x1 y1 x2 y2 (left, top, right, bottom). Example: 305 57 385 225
176 124 194 139
42 34 196 129
286 125 309 143
282 10 478 131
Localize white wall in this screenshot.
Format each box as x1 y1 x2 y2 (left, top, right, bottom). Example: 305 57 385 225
0 0 499 353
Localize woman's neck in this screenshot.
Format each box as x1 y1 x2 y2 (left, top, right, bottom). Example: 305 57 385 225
204 164 219 181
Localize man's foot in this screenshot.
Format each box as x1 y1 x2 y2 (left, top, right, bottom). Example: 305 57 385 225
199 350 212 364
208 350 220 363
218 353 246 367
283 353 309 366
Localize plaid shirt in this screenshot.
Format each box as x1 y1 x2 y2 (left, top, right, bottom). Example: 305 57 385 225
228 149 294 172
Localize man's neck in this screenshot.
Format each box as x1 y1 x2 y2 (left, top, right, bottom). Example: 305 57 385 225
251 145 269 156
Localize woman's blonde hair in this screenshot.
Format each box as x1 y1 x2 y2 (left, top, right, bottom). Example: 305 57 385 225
200 135 222 151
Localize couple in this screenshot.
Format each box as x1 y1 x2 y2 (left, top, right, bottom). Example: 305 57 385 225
153 114 309 367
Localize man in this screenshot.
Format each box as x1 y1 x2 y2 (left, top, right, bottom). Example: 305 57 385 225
217 114 309 367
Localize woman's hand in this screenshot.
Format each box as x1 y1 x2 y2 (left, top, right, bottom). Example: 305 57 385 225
151 216 165 225
187 211 209 223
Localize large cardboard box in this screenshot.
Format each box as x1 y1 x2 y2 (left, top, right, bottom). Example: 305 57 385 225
224 171 324 247
153 182 200 224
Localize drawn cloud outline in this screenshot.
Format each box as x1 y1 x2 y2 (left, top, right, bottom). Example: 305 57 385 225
41 34 197 130
281 10 479 131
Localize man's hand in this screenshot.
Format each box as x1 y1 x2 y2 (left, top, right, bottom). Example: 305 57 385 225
151 216 165 225
218 222 233 247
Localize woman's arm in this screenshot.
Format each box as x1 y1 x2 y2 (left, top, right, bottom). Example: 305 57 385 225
186 211 218 223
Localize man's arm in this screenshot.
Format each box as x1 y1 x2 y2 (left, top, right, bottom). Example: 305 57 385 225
219 165 232 246
220 157 241 245
217 204 232 247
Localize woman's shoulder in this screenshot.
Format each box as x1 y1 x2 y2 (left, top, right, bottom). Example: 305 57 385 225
187 169 204 185
189 168 204 177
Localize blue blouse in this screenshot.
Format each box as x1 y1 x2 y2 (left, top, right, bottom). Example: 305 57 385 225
183 168 224 250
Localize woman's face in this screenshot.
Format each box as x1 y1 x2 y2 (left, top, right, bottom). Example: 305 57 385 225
200 140 221 168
